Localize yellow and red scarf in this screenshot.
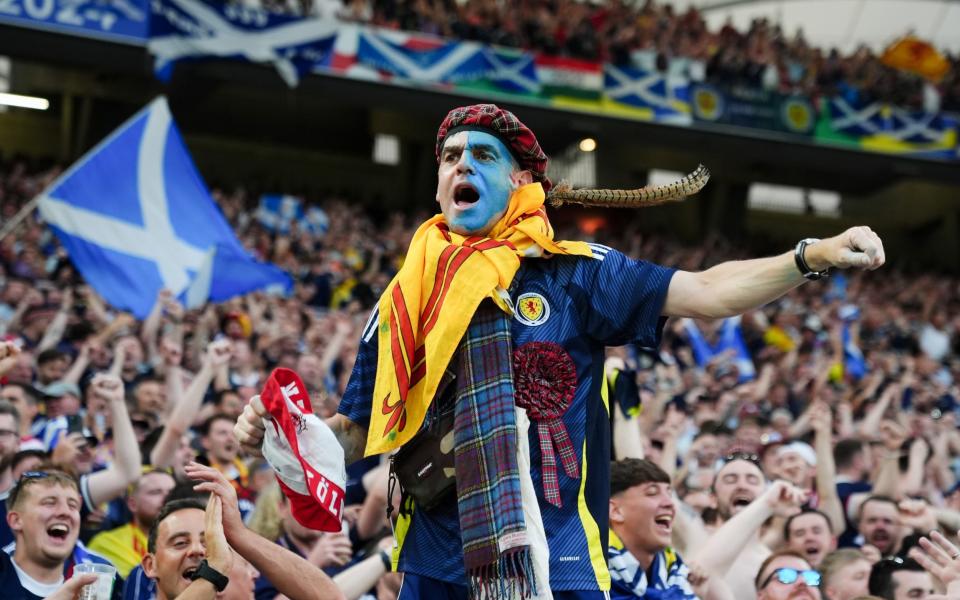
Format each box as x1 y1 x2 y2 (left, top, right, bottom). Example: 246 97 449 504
366 183 592 455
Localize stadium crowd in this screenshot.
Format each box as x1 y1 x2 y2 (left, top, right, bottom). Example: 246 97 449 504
0 155 959 600
277 0 960 112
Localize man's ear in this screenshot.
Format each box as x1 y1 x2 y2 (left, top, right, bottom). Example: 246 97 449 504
142 553 157 579
511 170 533 187
7 509 22 534
609 499 624 525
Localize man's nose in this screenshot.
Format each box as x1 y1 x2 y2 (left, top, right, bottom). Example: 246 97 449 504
188 540 206 558
455 153 474 174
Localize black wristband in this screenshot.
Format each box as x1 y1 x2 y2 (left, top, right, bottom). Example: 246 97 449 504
190 559 229 592
794 238 829 281
379 549 392 572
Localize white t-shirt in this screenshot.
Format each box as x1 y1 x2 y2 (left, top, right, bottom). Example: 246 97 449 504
12 556 63 598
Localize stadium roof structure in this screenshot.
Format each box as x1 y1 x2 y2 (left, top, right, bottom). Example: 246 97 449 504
670 0 960 53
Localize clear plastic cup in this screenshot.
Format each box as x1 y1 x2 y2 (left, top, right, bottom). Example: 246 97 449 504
75 563 116 600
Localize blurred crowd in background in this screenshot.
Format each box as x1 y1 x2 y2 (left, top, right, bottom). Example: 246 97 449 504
242 0 960 113
1 150 960 600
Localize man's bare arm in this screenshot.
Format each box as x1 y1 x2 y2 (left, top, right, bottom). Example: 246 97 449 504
663 227 884 319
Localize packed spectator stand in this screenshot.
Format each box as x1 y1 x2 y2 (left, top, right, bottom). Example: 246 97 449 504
0 138 959 600
242 0 960 113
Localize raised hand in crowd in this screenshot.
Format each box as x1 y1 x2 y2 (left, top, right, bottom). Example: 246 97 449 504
235 394 269 458
910 529 960 592
185 461 346 600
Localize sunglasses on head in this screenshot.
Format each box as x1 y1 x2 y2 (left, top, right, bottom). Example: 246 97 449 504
760 567 820 589
8 471 52 507
723 451 760 465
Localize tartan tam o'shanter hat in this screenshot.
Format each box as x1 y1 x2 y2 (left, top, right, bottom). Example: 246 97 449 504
435 104 553 192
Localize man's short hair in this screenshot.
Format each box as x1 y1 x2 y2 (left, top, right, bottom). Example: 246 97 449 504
610 458 670 497
820 549 868 590
868 557 924 599
857 495 898 523
9 449 47 473
755 549 810 590
36 349 67 366
784 508 834 540
3 383 40 406
0 399 20 430
6 468 80 511
834 438 864 470
214 389 240 406
147 498 206 554
200 413 234 437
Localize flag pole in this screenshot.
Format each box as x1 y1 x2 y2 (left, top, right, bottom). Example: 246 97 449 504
0 194 42 243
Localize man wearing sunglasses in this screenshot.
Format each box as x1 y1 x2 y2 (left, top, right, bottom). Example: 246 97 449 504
755 550 821 600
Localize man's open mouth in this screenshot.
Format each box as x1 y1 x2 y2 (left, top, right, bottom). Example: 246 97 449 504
182 566 199 582
804 544 820 558
653 514 673 533
453 183 479 206
46 523 70 542
732 492 754 508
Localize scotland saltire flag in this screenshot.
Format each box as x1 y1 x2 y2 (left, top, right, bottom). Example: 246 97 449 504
256 194 329 236
149 0 338 86
355 29 489 83
605 65 692 124
828 96 957 149
484 48 540 95
38 97 292 318
682 316 756 382
256 195 302 234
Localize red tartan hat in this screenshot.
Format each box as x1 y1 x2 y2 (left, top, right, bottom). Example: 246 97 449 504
435 104 552 192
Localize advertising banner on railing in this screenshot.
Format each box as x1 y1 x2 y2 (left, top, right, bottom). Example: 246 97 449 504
818 96 959 159
0 0 149 43
690 83 816 136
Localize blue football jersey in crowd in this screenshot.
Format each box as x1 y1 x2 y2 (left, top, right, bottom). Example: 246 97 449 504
339 245 675 592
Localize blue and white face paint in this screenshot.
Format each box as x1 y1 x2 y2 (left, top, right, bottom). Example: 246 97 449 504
436 130 526 236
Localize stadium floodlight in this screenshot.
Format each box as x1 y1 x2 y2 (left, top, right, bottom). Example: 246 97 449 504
0 92 49 110
373 133 400 165
578 137 597 152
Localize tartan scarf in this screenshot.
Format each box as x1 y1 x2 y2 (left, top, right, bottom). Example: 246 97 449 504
455 301 534 600
366 183 592 456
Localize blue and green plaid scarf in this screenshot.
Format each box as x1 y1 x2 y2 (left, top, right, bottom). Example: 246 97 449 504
455 300 536 599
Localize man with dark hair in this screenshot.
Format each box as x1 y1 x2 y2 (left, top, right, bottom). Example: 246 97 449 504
755 550 821 600
89 469 176 577
785 510 836 568
1 384 43 450
0 400 21 473
857 497 900 556
142 497 233 600
609 458 708 599
35 350 69 387
868 557 934 600
131 377 166 417
199 414 248 500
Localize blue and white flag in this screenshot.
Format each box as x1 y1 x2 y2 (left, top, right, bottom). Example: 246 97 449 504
38 97 292 318
256 194 303 234
355 29 489 83
682 316 756 382
255 195 329 236
839 304 867 381
604 65 692 125
484 47 540 95
149 0 338 86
